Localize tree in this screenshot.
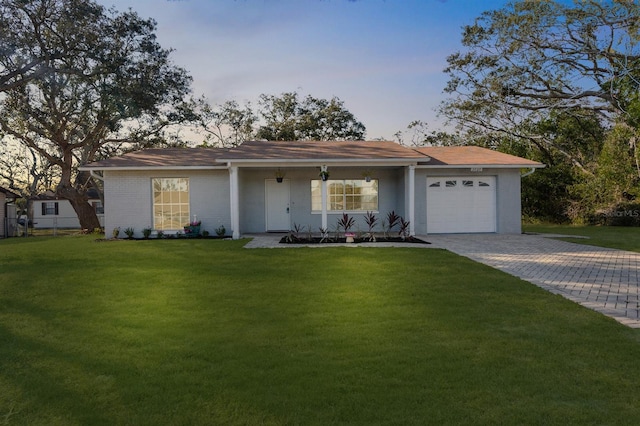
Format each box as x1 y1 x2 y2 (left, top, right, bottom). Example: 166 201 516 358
0 0 77 92
0 0 193 229
194 99 258 148
440 0 640 167
0 138 57 196
191 91 367 146
393 120 465 146
443 0 640 119
255 92 366 141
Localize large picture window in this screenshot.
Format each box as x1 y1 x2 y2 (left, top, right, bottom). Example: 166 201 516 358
152 178 190 230
311 179 378 212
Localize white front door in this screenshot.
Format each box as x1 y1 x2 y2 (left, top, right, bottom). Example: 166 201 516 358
265 179 290 231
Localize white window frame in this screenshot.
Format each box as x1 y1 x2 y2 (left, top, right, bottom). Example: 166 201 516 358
311 179 379 213
152 177 190 231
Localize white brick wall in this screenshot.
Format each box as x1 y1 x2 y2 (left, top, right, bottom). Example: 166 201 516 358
104 169 230 238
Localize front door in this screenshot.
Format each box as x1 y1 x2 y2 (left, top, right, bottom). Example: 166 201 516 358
265 179 290 231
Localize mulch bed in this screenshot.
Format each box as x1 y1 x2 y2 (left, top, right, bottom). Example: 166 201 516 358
279 235 430 244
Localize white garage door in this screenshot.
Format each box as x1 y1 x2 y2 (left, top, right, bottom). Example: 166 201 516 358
426 176 496 233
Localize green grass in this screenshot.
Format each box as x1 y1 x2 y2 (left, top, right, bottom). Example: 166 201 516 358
2 236 640 425
523 223 640 252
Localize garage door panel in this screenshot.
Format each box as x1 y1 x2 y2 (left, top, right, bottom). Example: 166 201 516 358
426 177 496 233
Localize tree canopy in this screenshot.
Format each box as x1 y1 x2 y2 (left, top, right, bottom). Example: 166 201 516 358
441 0 640 130
0 0 193 228
196 92 366 146
255 92 366 141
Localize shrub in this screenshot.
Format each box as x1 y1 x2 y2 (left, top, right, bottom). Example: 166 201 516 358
124 227 135 239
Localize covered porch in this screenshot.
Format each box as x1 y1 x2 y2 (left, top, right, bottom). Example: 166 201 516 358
226 163 418 239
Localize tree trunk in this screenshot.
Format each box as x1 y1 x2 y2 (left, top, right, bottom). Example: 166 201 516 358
57 185 101 231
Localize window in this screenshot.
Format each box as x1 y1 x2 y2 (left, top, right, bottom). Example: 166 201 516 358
311 179 378 212
462 180 474 187
445 180 457 187
41 202 58 216
152 178 190 230
92 201 104 214
479 180 491 187
429 181 441 188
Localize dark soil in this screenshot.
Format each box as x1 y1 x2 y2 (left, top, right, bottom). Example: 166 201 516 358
279 235 430 244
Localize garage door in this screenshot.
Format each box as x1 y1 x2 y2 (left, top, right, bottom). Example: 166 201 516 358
426 176 496 233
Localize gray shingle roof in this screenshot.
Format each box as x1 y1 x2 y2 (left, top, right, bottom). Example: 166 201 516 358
81 141 544 169
82 148 227 169
217 140 428 161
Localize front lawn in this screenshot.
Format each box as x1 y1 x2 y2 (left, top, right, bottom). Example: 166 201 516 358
523 223 640 253
2 236 640 425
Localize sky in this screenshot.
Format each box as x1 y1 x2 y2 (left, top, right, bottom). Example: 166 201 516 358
96 0 509 140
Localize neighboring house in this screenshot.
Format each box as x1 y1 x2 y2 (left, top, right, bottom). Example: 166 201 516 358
31 190 104 229
80 140 544 239
1 186 19 238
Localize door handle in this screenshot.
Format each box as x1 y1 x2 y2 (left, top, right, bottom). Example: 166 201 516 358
286 207 290 213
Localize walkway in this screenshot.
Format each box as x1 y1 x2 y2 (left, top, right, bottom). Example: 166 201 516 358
427 234 640 328
244 233 640 328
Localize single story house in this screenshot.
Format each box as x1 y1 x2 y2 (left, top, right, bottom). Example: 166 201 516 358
30 190 104 229
1 186 19 238
80 140 544 239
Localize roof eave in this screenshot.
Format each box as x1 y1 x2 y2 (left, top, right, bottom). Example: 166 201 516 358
223 158 424 165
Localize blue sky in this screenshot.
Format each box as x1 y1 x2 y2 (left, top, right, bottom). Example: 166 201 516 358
98 0 509 140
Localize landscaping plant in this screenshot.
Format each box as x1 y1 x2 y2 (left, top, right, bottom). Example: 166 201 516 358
364 211 378 242
337 213 355 235
124 227 135 239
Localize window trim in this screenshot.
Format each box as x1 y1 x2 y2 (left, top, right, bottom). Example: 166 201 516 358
311 178 379 213
41 201 59 216
152 177 190 231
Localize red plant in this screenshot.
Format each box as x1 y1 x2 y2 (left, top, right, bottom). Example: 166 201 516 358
337 213 355 233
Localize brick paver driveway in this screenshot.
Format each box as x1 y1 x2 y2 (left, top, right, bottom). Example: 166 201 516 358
426 234 640 328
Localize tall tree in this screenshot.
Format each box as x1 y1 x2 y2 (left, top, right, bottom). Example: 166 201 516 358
192 92 367 145
440 0 640 166
255 92 366 141
194 99 258 148
0 0 193 229
0 0 70 92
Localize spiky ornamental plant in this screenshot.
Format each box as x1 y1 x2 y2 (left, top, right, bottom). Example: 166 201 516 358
386 211 401 234
337 213 355 235
398 217 411 241
364 211 378 242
